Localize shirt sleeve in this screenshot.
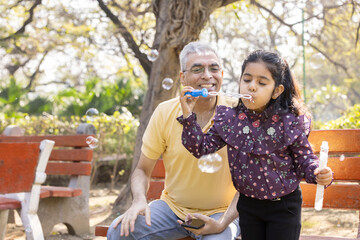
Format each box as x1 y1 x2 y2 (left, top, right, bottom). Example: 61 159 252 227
141 105 166 160
289 129 319 184
177 113 227 158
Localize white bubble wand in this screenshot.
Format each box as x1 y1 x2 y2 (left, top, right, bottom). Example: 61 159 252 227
314 141 329 211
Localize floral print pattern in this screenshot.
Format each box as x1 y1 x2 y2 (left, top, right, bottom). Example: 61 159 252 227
177 103 319 200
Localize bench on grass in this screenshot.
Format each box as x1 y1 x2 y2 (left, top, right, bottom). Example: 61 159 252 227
0 124 96 237
0 140 54 240
95 129 360 240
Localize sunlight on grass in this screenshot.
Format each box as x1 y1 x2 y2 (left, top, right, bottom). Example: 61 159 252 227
301 220 317 229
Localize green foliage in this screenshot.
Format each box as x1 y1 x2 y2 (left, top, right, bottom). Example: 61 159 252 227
0 75 145 118
306 83 351 123
0 77 28 117
20 96 53 115
319 104 360 129
54 76 145 118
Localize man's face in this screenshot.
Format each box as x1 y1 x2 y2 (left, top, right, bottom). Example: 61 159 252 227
180 52 223 94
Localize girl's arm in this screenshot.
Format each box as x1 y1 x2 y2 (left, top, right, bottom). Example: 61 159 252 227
178 88 227 158
290 133 333 185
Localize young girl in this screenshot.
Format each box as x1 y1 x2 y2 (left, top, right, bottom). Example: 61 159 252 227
177 50 333 240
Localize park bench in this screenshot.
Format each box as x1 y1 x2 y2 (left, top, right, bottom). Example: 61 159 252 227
95 129 360 239
0 124 95 238
0 140 54 240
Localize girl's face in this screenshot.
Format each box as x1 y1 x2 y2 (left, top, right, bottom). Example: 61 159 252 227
239 62 284 112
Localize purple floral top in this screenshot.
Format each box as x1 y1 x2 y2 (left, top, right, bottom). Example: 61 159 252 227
177 103 319 200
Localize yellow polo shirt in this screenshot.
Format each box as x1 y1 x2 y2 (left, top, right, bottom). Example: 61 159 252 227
141 96 237 220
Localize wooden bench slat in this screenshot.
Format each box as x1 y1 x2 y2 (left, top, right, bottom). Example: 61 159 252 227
146 181 164 200
95 225 108 237
50 149 93 162
0 197 21 209
40 188 51 198
0 135 93 147
151 159 165 178
300 236 358 240
309 129 360 154
0 142 39 193
41 186 82 198
301 183 360 210
327 157 360 181
46 162 92 176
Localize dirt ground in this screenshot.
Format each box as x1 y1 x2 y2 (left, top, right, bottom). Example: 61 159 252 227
4 185 359 240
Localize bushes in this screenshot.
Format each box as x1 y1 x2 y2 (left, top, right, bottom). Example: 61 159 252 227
319 104 360 129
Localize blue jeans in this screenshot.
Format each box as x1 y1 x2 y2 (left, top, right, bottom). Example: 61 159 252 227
107 200 240 240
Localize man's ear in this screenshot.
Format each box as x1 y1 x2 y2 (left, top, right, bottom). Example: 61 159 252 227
180 71 186 86
272 84 284 99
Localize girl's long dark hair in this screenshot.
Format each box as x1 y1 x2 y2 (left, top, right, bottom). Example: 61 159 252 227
239 50 310 118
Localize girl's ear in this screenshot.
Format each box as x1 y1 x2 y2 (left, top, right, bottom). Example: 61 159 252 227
272 84 284 99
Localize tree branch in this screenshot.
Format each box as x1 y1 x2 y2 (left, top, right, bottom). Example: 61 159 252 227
6 58 30 75
221 0 240 6
97 0 152 77
0 0 42 41
250 0 296 32
25 51 48 90
251 0 355 80
308 43 351 78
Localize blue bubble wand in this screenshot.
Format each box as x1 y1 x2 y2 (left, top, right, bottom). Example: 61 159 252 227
185 88 252 100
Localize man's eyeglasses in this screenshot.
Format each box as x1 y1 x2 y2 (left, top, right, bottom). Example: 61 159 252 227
183 65 221 74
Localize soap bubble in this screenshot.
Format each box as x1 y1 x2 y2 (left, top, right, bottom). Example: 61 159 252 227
309 53 325 69
162 78 174 90
147 49 159 62
86 136 99 149
198 153 222 173
339 154 345 161
85 108 99 122
25 225 32 233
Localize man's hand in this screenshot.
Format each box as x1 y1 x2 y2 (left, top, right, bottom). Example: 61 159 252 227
113 199 151 237
180 86 199 118
177 213 225 236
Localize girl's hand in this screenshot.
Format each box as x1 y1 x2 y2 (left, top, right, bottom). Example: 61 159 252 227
314 166 333 185
180 86 199 118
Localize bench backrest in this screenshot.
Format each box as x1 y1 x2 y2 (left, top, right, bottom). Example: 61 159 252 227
147 129 360 211
301 129 360 210
0 135 93 177
0 142 40 194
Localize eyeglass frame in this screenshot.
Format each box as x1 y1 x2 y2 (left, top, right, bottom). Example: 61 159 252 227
182 64 222 74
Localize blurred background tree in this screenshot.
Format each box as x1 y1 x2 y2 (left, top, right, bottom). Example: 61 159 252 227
0 0 359 209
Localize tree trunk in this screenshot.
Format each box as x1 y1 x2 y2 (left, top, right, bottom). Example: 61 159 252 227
113 0 239 210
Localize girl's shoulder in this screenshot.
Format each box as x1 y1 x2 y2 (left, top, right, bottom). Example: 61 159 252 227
279 111 311 136
213 105 238 123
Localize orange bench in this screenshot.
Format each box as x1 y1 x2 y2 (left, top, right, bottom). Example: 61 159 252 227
95 129 360 239
0 140 54 240
0 124 95 237
300 129 360 240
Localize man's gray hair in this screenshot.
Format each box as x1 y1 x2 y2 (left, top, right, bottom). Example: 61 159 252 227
179 42 221 72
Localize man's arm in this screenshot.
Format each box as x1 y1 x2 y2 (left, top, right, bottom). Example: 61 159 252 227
179 192 239 235
113 152 157 237
215 191 239 230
